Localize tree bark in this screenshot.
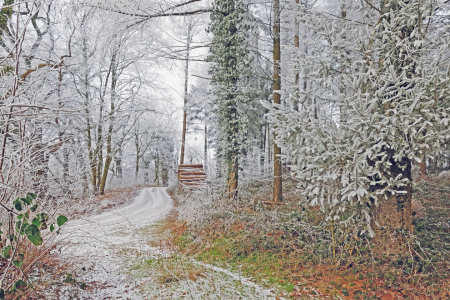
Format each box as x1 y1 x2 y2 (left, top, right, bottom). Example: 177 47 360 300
115 149 123 178
204 123 207 173
418 153 427 175
227 157 238 198
161 151 169 186
370 150 413 256
154 150 160 186
273 0 282 202
99 51 117 195
293 0 299 111
180 23 192 165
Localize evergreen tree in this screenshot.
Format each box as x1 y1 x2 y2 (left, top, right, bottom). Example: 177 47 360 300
268 0 450 256
207 0 252 197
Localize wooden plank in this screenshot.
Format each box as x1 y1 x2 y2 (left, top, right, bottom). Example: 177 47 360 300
178 164 203 168
178 164 208 191
180 175 207 179
181 182 208 186
180 172 206 177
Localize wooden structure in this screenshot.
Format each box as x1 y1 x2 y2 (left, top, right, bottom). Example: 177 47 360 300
177 164 208 190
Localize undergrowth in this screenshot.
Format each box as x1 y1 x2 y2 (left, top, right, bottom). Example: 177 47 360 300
167 177 450 299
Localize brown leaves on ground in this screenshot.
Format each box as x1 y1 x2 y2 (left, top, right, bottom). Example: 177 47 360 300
167 179 450 300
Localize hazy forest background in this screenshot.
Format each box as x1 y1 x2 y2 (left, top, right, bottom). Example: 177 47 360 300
0 0 450 298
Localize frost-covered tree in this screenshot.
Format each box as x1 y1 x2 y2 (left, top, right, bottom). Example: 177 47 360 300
268 0 450 255
207 0 253 196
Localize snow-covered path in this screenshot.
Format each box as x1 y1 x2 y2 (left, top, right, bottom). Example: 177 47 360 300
50 188 284 299
61 187 173 239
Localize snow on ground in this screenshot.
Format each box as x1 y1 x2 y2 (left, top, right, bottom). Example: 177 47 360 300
47 187 285 299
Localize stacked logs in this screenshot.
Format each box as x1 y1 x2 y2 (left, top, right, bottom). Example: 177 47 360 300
177 164 208 190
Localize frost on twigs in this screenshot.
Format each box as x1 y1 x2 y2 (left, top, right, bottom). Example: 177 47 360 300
267 0 450 247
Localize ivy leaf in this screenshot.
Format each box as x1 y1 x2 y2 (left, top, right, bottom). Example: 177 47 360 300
31 218 41 228
27 193 37 200
0 288 4 299
15 221 28 235
57 215 68 227
12 280 27 291
21 197 32 205
1 246 11 259
50 224 55 232
13 198 22 211
24 225 42 246
13 260 23 268
39 213 49 221
30 204 38 212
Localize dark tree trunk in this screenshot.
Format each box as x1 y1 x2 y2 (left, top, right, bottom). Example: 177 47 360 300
370 150 413 256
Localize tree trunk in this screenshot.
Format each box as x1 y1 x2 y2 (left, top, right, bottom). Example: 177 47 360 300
154 150 160 186
180 23 192 165
161 151 169 186
227 157 238 198
135 129 140 179
115 149 122 178
99 52 117 195
293 0 300 111
267 125 271 164
261 123 266 176
370 151 413 256
144 161 150 185
204 123 208 173
273 0 282 202
418 153 427 175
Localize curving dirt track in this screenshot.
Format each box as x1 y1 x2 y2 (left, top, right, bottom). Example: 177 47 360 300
49 187 284 299
62 187 173 233
51 188 173 299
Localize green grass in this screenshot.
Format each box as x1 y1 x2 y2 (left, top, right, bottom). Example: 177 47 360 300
183 237 297 293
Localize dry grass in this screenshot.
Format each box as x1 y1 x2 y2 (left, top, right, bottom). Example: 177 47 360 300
166 178 450 299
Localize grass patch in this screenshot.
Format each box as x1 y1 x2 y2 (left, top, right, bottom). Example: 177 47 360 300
167 178 450 299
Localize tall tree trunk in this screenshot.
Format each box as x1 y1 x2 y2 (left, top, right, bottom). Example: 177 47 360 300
161 151 168 186
180 23 192 165
94 52 113 193
261 123 266 175
204 123 207 173
56 66 70 190
99 52 117 195
267 125 271 165
135 128 140 179
273 0 282 202
82 37 96 191
227 157 238 197
293 0 300 111
370 151 413 256
144 159 150 185
95 100 104 194
115 149 122 178
418 155 427 175
154 150 160 186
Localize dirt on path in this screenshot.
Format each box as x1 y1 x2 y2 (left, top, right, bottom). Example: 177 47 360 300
47 188 285 299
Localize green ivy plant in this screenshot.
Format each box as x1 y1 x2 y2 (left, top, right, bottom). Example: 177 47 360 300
0 192 68 298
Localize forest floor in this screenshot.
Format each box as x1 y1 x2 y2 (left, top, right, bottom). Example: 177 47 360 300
166 176 450 300
36 186 283 299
